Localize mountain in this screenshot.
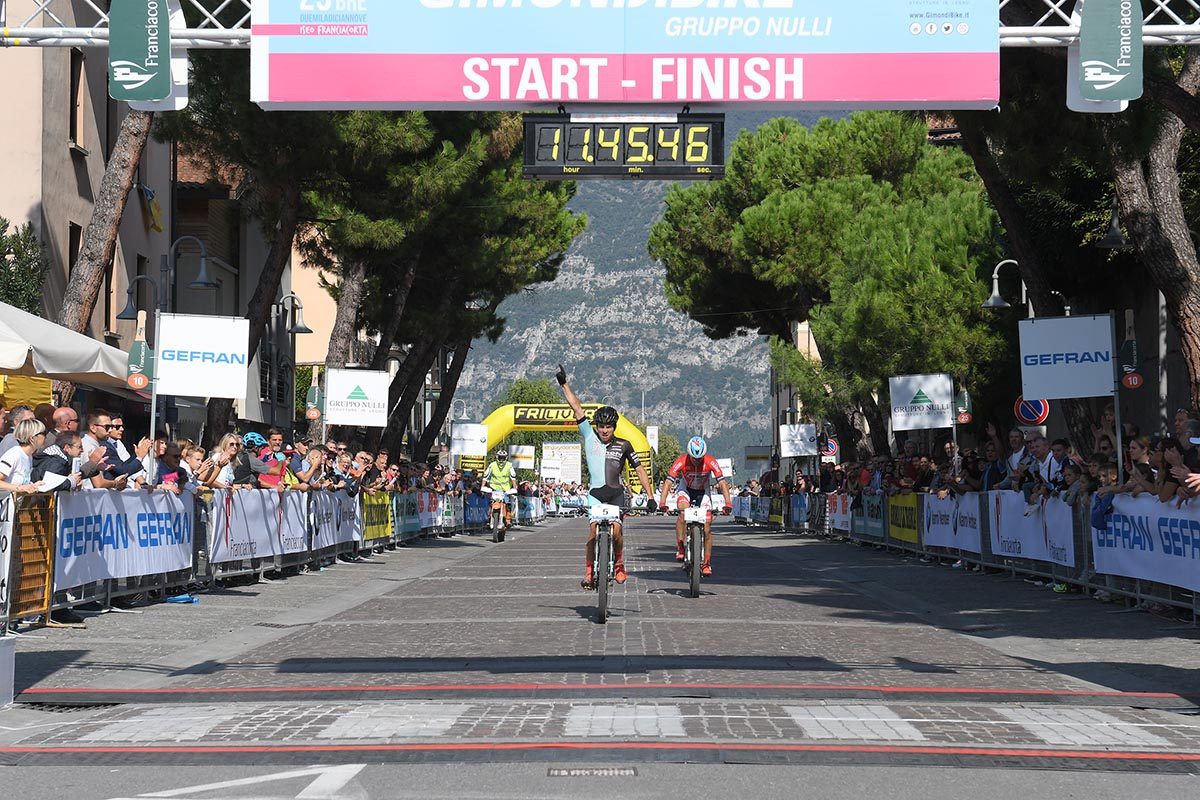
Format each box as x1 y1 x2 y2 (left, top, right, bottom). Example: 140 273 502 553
457 112 825 476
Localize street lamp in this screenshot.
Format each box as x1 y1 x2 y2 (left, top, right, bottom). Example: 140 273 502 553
451 399 469 420
981 259 1069 317
266 292 312 429
1096 198 1129 249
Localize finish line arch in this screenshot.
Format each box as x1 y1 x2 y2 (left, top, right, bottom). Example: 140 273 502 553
478 403 652 492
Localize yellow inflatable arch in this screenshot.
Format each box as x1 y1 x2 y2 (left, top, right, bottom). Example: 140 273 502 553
479 403 653 492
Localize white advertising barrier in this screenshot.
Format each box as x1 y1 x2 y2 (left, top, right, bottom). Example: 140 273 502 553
827 493 852 531
451 423 489 458
0 495 13 620
780 424 818 458
542 442 582 485
156 313 249 400
889 373 954 431
541 458 562 482
922 492 983 555
1019 314 1114 400
986 491 1075 567
208 489 308 565
55 490 195 591
417 491 442 529
1094 495 1200 594
510 445 535 471
325 368 390 427
309 490 360 551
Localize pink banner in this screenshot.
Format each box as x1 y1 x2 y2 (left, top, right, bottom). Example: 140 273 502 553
265 52 998 107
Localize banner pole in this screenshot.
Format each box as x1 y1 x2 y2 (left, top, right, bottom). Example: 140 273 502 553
1111 312 1125 484
148 306 160 486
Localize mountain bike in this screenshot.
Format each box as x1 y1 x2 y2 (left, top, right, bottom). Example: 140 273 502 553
586 501 622 623
682 505 707 598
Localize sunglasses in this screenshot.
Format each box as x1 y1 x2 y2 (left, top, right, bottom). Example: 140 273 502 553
109 424 124 430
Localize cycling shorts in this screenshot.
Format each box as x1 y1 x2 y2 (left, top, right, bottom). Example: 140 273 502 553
673 487 712 515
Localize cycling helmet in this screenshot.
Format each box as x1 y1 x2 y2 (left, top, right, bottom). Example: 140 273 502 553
687 435 707 459
592 406 619 427
496 448 508 461
242 431 267 448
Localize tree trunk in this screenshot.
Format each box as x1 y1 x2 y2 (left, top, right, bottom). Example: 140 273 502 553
58 109 154 334
412 339 471 462
1109 70 1200 410
1144 51 1200 136
309 258 367 442
201 179 302 449
380 334 444 457
859 393 890 457
368 261 418 371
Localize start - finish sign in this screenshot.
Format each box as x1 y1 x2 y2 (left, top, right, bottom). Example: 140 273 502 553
250 0 999 109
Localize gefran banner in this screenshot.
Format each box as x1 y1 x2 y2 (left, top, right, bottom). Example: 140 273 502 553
156 314 250 400
987 491 1075 567
55 490 194 591
887 493 920 544
325 369 390 427
889 373 954 432
922 491 982 554
250 0 999 109
1094 494 1200 593
208 489 308 565
1018 314 1115 401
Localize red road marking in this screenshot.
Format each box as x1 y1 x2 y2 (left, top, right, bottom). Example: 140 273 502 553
19 682 1199 700
0 741 1198 761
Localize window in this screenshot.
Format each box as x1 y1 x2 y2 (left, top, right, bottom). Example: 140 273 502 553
68 223 83 276
69 48 85 150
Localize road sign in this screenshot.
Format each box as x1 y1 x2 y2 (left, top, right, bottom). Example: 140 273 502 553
957 411 974 425
1121 373 1144 390
821 437 839 459
305 383 323 420
1014 396 1050 426
126 310 153 391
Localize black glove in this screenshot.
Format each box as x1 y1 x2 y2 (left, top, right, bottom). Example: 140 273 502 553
555 364 568 386
644 498 657 514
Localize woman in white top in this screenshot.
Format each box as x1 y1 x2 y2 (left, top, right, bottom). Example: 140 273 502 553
0 418 48 494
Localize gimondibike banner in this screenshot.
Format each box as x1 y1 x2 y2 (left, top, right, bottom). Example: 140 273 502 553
310 490 359 550
853 494 886 540
1094 494 1200 593
887 493 919 545
922 492 982 554
55 490 194 591
208 489 308 565
250 0 999 109
827 493 851 531
361 491 393 542
987 491 1075 567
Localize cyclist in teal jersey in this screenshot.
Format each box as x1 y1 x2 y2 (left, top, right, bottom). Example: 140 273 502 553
556 364 656 588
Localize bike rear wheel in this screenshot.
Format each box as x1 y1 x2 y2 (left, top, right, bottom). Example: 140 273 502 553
596 526 610 623
688 523 703 598
491 508 502 543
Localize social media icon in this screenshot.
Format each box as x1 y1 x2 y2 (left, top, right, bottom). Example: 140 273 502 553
958 22 970 34
942 22 953 34
925 22 937 35
910 22 922 35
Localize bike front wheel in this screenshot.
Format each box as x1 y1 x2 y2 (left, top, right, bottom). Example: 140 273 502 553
688 523 703 598
596 526 610 624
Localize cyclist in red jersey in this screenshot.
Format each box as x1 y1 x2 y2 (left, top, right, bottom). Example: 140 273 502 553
657 436 732 576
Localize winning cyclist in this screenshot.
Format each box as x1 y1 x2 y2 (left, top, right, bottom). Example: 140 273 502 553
556 364 656 588
481 448 516 528
659 436 732 576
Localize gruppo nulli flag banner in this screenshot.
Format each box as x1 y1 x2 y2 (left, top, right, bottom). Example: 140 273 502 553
324 368 390 427
1018 314 1115 401
156 314 250 400
888 373 954 431
250 0 999 109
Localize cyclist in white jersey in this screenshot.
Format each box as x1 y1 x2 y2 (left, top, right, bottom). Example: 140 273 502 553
556 364 656 588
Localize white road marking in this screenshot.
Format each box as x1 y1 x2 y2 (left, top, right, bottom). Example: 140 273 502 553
784 705 927 741
564 704 686 737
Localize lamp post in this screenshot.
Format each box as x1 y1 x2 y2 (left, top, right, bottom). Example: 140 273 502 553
116 236 215 482
1096 198 1129 249
981 259 1070 317
266 292 312 431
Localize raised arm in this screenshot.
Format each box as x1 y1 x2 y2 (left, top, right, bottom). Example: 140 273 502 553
556 364 585 420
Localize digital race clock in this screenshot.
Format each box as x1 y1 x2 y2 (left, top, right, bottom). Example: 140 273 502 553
522 114 724 180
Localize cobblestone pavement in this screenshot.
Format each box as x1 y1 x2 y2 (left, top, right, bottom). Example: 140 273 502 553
7 514 1200 767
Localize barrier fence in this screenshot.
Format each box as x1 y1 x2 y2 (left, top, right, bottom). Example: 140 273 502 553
1 489 547 629
736 490 1199 619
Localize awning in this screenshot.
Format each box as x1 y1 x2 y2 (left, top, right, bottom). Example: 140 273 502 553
0 301 130 390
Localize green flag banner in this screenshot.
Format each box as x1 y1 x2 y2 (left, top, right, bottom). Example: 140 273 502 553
108 0 171 102
1078 0 1143 102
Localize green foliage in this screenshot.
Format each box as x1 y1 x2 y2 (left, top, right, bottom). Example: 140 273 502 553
486 378 572 482
652 111 1005 421
652 431 682 484
0 218 50 315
